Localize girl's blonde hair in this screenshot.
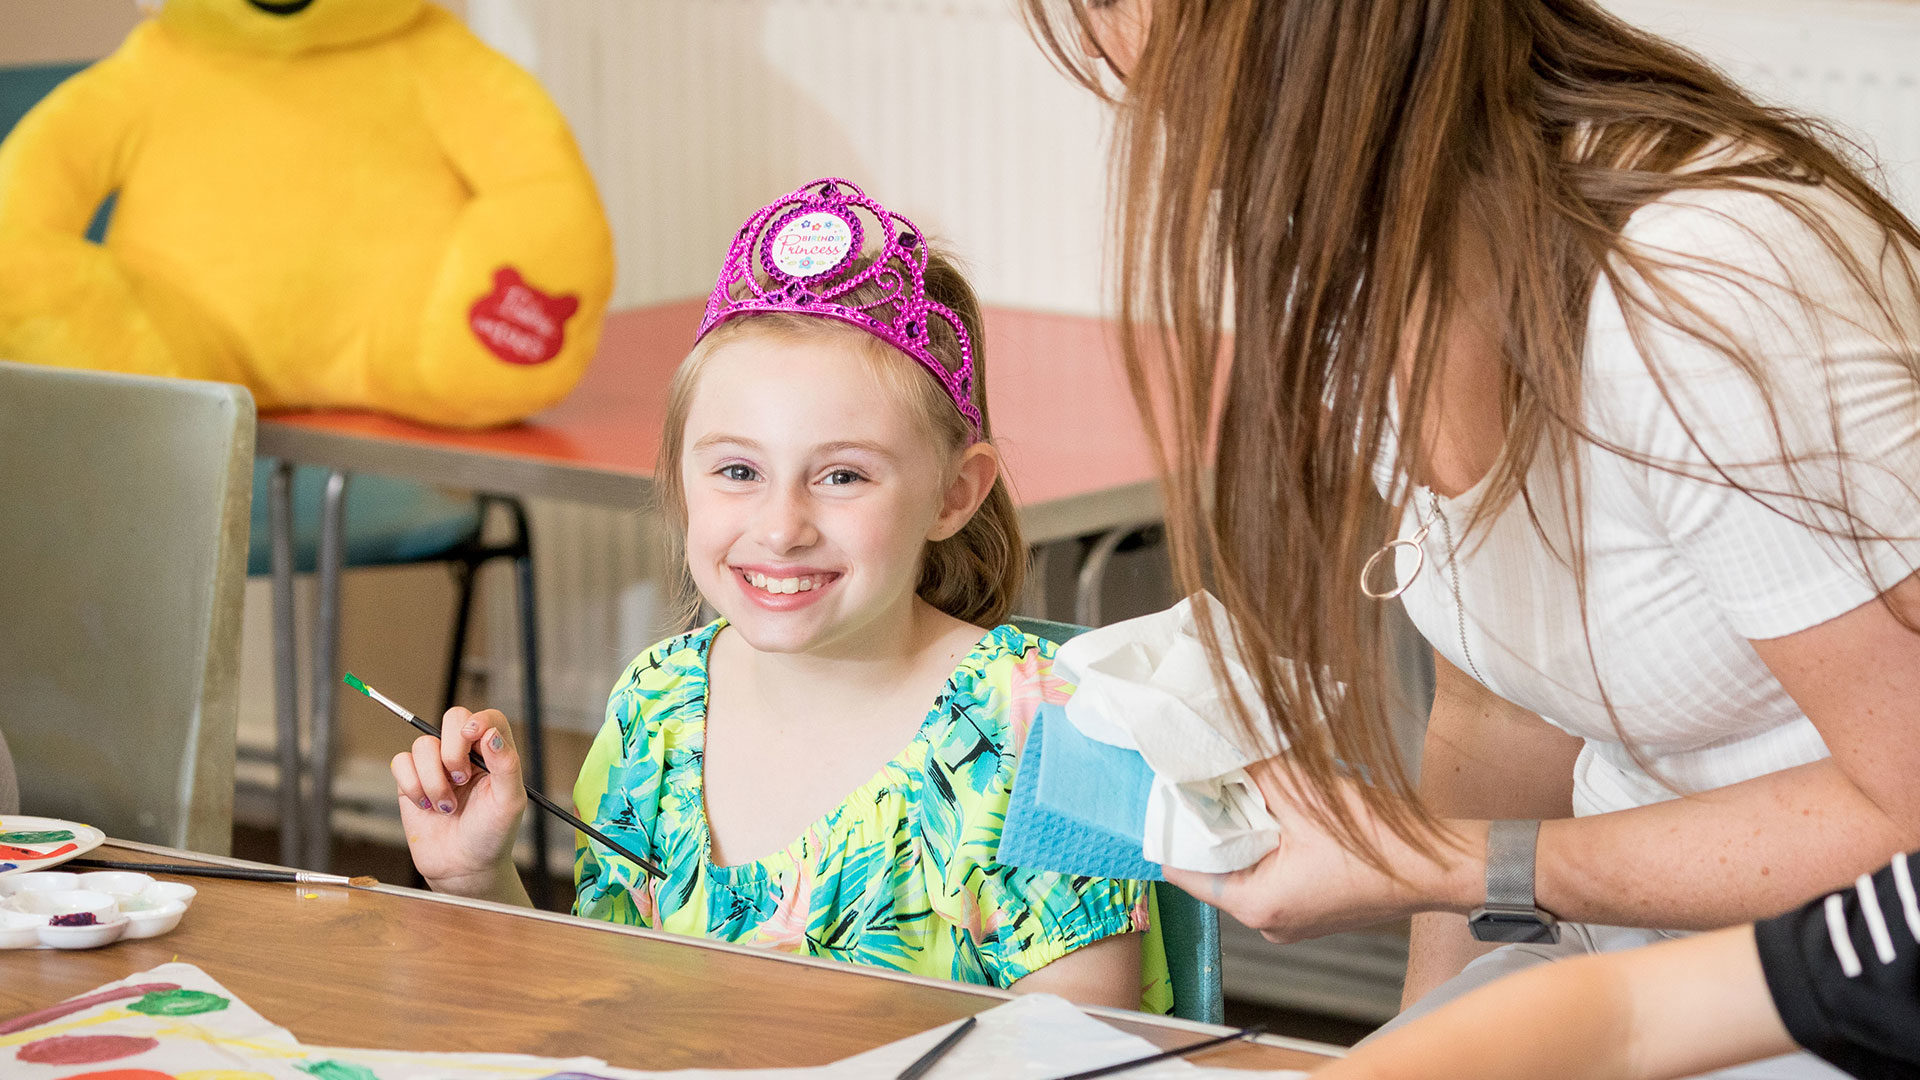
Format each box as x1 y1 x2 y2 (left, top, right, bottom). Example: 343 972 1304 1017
655 248 1025 628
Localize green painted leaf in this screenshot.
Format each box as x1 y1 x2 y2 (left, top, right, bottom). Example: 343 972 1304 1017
127 989 230 1017
0 830 74 844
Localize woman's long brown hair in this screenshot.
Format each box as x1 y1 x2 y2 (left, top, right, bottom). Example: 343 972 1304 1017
1024 0 1920 869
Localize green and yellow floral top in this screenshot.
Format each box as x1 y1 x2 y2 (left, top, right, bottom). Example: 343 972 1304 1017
572 621 1173 1013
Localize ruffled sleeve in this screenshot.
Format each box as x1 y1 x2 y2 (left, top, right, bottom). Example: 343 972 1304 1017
1586 183 1920 640
918 631 1157 989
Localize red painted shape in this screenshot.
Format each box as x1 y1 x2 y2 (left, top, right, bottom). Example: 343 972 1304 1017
17 1034 159 1065
469 267 580 366
0 841 77 862
0 983 179 1036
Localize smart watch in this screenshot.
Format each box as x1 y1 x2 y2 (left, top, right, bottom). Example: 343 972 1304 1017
1467 819 1560 943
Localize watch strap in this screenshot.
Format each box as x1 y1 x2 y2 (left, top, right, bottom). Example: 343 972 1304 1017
1485 818 1542 911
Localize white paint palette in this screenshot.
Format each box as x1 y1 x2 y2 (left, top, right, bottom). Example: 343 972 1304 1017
0 870 195 949
0 815 105 877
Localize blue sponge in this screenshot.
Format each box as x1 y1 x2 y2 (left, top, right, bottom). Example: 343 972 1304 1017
999 702 1162 881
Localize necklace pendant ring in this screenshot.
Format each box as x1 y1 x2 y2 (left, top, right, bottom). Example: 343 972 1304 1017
1361 537 1426 600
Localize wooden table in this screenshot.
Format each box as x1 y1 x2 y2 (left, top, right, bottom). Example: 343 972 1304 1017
0 844 1337 1072
256 300 1167 873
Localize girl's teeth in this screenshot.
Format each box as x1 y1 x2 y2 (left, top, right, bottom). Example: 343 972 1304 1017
745 572 823 594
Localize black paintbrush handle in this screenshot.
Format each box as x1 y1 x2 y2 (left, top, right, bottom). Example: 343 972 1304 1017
895 1015 977 1080
1044 1023 1267 1080
68 858 304 883
396 712 666 881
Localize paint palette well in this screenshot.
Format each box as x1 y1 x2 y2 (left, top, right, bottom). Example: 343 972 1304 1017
0 815 105 878
0 870 195 948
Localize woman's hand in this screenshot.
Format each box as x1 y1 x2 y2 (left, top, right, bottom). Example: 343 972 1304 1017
390 706 531 905
1164 757 1481 943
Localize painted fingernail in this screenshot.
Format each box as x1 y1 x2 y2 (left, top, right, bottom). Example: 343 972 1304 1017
450 771 467 785
489 733 504 752
438 801 455 814
463 720 480 737
418 798 433 811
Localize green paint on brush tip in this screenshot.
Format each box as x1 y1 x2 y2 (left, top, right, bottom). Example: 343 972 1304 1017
342 672 369 695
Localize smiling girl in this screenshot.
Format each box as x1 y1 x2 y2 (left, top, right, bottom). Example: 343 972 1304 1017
390 178 1171 1012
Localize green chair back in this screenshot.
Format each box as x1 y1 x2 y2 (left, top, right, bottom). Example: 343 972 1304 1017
0 362 254 853
1010 616 1226 1025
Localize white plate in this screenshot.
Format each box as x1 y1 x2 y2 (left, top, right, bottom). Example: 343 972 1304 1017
0 816 106 877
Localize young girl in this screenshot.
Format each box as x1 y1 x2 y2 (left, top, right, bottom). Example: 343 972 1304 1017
392 178 1171 1012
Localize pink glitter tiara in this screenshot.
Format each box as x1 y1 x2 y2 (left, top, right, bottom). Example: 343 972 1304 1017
694 177 983 433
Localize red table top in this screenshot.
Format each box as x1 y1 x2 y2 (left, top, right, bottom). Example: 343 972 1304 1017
260 301 1161 528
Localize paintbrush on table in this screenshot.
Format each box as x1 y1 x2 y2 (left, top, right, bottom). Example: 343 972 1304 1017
343 673 666 880
68 857 377 888
1044 1023 1269 1080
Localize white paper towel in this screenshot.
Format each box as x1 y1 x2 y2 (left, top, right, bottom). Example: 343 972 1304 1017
1054 594 1294 874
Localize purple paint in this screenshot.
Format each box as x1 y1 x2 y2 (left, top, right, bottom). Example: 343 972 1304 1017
50 912 100 927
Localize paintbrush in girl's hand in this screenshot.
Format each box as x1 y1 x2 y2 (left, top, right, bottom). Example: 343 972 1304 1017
343 673 666 880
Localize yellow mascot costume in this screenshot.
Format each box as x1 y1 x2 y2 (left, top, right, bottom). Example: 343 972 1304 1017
0 0 613 428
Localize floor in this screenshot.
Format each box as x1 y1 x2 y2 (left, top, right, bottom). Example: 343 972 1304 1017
229 823 1381 1048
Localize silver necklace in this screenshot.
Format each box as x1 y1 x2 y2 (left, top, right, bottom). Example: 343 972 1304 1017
1361 491 1485 683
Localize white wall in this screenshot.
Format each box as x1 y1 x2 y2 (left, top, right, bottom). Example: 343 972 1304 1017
1610 0 1920 213
467 0 1116 314
0 0 141 66
470 0 1920 319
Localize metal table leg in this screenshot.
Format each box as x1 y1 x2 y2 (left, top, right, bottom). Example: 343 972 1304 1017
512 514 554 910
306 469 350 872
269 461 303 867
1074 521 1160 628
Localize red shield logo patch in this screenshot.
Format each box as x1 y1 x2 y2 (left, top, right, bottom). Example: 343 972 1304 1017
468 267 580 365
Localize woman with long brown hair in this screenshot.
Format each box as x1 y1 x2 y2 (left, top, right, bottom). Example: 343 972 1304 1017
1024 0 1920 1070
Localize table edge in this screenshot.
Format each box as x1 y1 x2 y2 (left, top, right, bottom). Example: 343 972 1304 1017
100 840 1343 1059
257 421 652 509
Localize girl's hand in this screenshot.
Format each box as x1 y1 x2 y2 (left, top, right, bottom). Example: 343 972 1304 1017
1163 757 1481 943
390 707 530 902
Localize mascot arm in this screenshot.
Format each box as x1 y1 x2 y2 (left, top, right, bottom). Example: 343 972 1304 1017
388 9 614 428
0 45 232 381
0 56 139 233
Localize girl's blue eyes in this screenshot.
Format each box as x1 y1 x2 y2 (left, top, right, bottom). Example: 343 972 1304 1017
712 465 867 486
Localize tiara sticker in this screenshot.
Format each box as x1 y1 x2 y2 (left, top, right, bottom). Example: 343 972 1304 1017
768 211 855 278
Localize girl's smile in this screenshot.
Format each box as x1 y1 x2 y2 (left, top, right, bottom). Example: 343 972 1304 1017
732 565 842 609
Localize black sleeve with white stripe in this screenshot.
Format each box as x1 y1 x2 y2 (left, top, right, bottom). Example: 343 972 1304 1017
1754 851 1920 1079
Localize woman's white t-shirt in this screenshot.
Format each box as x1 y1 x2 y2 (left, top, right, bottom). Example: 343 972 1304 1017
1381 181 1920 817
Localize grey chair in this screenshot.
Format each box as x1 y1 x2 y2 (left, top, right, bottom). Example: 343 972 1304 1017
0 362 253 853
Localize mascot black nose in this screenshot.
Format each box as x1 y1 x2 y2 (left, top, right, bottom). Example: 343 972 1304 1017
247 0 316 15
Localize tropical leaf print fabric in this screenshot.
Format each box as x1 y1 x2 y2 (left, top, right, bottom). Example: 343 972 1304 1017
572 621 1173 1013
